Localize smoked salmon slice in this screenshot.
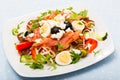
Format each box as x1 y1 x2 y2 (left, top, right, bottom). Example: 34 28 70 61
32 31 81 51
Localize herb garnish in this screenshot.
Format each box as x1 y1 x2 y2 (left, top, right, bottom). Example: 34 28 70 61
69 9 88 20
30 62 44 69
67 7 73 10
57 42 64 51
20 53 57 70
93 49 101 56
78 10 88 18
70 50 81 64
28 21 39 32
12 21 25 36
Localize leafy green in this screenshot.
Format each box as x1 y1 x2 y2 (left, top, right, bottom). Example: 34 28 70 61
12 21 25 36
41 12 48 17
37 10 53 21
70 50 81 64
69 12 79 20
37 16 44 21
36 54 51 63
78 10 88 18
28 21 39 32
20 54 52 69
57 42 64 51
48 10 52 14
20 55 34 63
30 62 44 69
56 9 61 14
69 9 88 20
67 7 73 10
45 55 51 62
51 62 57 70
93 49 101 56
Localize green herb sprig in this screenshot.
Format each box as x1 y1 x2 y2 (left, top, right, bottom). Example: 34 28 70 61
12 21 25 36
93 49 101 56
57 42 64 51
70 50 81 64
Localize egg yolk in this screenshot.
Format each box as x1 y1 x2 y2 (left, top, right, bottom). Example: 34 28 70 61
59 53 70 64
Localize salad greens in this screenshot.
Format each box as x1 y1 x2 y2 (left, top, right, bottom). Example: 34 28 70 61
12 21 24 36
93 49 101 56
57 42 64 51
69 9 88 20
78 10 88 18
70 50 81 64
67 7 73 10
28 21 39 32
20 54 56 70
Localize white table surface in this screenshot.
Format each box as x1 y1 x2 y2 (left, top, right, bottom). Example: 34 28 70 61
0 0 120 80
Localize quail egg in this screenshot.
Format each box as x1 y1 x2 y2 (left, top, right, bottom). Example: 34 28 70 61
72 21 85 31
55 51 72 66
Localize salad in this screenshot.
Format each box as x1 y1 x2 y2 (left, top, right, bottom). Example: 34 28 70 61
12 7 108 70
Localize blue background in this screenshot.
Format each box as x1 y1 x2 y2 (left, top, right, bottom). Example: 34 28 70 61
0 0 120 80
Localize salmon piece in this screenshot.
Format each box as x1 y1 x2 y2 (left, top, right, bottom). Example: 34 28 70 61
42 38 58 47
60 31 81 49
26 28 40 42
44 11 57 20
32 38 58 49
32 31 81 50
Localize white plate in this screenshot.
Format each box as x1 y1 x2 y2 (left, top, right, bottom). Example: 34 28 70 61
2 2 114 77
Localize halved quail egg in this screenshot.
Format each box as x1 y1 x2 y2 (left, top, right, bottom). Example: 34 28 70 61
55 51 72 66
72 21 85 31
40 23 51 37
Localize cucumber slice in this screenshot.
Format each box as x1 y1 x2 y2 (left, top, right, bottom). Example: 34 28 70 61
83 31 95 38
96 32 108 41
20 55 34 63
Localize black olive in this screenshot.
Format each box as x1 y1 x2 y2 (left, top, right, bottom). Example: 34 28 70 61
24 31 31 37
64 21 73 30
51 27 61 34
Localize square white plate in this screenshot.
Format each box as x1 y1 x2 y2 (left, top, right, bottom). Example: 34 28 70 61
2 2 114 77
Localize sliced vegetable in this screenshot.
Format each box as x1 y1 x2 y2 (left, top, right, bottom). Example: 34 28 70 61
20 55 34 63
85 38 98 53
96 32 108 41
16 42 33 51
31 48 37 60
80 49 88 57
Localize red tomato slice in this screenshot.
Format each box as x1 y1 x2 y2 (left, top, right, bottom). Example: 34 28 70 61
16 42 33 51
85 38 98 53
